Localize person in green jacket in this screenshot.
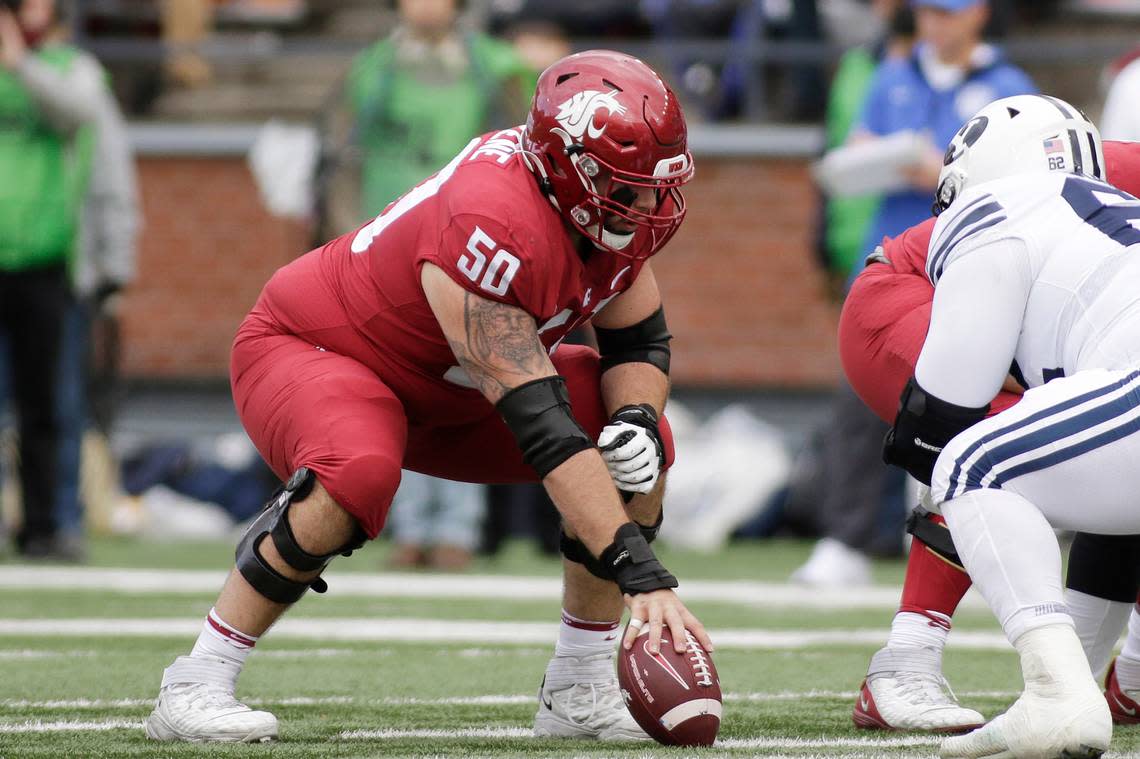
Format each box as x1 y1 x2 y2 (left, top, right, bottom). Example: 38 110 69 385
819 1 915 288
345 0 537 220
0 0 102 560
331 0 538 569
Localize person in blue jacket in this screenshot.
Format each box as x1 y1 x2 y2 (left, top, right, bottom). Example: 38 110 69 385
850 0 1035 279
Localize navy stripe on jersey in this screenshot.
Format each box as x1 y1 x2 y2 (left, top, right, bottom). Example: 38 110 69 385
945 370 1140 498
927 196 1005 283
926 193 992 277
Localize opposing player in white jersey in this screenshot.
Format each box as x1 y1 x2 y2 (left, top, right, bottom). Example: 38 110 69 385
881 94 1140 758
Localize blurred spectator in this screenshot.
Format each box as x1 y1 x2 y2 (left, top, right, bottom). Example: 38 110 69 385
790 0 1034 587
500 19 571 73
388 470 486 570
52 41 140 555
643 0 827 121
487 0 650 38
817 0 914 288
162 0 213 89
849 0 1035 272
162 0 307 89
323 0 539 566
114 434 278 539
328 0 536 233
0 0 106 560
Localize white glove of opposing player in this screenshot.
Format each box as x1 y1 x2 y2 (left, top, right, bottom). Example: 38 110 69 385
598 406 663 495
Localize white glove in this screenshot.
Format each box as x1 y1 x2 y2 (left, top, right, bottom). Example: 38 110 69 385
598 419 662 495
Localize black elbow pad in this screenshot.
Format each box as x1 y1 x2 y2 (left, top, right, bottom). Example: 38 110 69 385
594 306 671 375
496 376 595 478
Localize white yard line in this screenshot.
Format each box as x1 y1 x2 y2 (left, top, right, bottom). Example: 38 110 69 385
717 735 939 749
0 649 94 659
0 566 988 610
0 690 1020 711
0 719 143 733
339 726 534 740
0 617 1012 649
336 726 942 749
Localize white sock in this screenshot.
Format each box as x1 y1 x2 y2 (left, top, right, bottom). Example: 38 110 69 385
1065 588 1132 682
554 610 619 658
1116 605 1140 692
942 490 1071 644
887 610 951 651
190 607 258 667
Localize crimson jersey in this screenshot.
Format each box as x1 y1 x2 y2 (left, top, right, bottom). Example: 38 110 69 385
841 140 1140 423
247 127 649 424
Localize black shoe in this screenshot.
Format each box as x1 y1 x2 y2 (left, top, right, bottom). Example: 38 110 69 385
18 534 87 563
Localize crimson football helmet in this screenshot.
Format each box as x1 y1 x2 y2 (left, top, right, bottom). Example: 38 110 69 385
522 50 694 259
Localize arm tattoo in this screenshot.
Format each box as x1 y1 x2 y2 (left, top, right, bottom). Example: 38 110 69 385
445 293 549 401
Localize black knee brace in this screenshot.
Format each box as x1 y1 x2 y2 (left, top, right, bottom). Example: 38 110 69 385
559 511 663 581
1066 532 1140 603
906 507 964 570
235 468 367 604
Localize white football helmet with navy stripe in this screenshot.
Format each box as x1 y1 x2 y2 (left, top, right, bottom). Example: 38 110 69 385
934 94 1105 215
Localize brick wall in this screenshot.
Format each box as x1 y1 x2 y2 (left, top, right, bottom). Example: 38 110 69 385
121 155 841 388
123 158 309 379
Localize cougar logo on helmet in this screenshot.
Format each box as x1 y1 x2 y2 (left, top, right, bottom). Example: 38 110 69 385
555 90 627 141
943 116 989 166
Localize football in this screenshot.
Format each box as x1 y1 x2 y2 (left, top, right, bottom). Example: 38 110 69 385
616 625 722 746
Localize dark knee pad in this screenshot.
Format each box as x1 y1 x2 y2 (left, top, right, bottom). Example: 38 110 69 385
1066 532 1140 603
906 508 963 569
235 468 367 604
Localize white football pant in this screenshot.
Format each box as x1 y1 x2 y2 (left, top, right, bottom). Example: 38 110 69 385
932 368 1140 644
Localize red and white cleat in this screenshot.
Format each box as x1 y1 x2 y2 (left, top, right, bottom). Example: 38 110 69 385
853 647 985 733
1104 657 1140 725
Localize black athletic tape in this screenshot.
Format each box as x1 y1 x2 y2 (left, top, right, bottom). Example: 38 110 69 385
594 306 672 375
906 508 963 569
1066 532 1140 603
497 376 595 478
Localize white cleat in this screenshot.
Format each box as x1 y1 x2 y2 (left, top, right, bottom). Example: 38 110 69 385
145 655 278 743
854 647 985 732
940 625 1111 759
533 651 650 741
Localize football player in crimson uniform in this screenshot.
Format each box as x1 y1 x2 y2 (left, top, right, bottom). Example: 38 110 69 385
843 135 1140 735
144 50 712 744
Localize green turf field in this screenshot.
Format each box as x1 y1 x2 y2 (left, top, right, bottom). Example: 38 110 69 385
0 538 1136 758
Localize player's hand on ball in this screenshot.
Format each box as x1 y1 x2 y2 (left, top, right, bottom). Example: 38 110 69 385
623 588 713 656
598 405 663 494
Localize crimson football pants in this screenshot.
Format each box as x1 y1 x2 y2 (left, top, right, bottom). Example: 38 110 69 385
232 336 674 539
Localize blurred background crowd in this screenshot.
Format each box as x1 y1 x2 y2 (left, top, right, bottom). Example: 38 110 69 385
1 0 1138 581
